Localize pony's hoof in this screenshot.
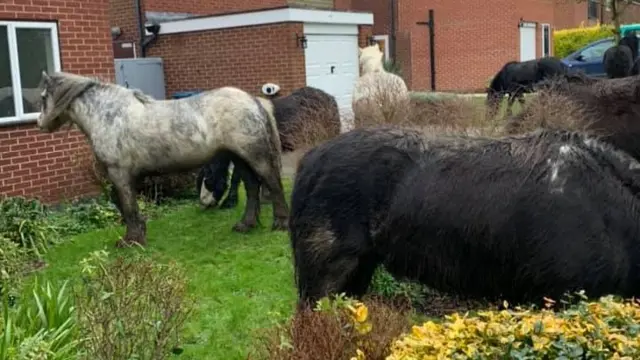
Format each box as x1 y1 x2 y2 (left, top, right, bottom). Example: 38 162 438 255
271 218 288 231
232 222 255 233
219 199 238 209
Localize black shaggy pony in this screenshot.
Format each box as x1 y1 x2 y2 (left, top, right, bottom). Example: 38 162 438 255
603 45 634 78
196 86 341 210
603 31 639 79
289 127 430 302
291 127 640 307
486 57 569 118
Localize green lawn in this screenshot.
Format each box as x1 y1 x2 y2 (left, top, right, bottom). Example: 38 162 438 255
30 179 298 360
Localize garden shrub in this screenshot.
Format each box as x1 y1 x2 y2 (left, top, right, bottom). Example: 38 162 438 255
0 278 80 359
74 250 194 360
554 22 614 59
49 199 121 238
385 293 640 359
255 293 411 360
0 236 29 297
0 197 58 259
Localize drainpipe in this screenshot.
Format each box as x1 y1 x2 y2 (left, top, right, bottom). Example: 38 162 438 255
390 0 396 61
135 0 160 57
135 0 145 57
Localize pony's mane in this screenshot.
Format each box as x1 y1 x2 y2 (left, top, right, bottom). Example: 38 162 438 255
131 89 155 104
40 72 101 125
488 61 518 92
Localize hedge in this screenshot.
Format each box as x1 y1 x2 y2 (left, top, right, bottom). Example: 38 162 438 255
553 22 615 58
384 294 640 359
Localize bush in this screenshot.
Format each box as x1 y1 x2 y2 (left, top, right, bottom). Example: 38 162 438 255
0 278 80 359
386 293 640 359
553 22 614 59
74 250 194 360
49 199 121 238
0 197 58 259
0 236 30 297
255 293 411 360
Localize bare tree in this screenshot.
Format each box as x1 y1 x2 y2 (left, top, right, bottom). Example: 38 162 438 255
574 0 637 41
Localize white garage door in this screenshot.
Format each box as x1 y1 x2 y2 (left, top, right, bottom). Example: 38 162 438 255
304 30 359 126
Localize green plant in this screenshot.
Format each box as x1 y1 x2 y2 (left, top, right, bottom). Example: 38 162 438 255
0 278 80 359
553 22 615 58
0 237 29 298
0 197 58 259
383 59 402 76
369 266 429 308
74 250 194 360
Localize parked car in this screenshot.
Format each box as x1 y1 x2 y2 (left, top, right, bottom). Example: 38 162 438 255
562 24 640 77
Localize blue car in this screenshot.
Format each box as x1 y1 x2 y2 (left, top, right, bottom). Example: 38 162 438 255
562 30 640 77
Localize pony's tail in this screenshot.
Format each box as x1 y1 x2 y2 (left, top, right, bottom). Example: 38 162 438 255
255 96 283 169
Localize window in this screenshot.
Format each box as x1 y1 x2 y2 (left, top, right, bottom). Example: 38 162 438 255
373 35 390 62
579 40 614 61
0 21 61 125
541 24 551 57
588 0 599 19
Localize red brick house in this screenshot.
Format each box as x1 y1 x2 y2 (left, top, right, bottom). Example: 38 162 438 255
0 0 114 203
112 0 640 96
345 0 640 92
110 0 374 120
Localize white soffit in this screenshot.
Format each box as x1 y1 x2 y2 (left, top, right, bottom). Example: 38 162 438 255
155 7 374 35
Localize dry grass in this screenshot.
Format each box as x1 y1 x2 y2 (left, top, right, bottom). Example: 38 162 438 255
504 80 596 135
285 97 342 152
252 296 412 360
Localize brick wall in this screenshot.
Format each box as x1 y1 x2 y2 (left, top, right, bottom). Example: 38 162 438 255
289 0 333 9
146 23 306 98
143 0 285 16
355 0 557 92
109 0 141 55
0 0 114 203
351 0 392 38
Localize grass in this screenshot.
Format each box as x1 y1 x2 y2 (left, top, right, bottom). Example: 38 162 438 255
26 179 298 360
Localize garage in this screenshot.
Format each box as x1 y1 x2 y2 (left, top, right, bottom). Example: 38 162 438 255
304 23 361 124
135 7 372 132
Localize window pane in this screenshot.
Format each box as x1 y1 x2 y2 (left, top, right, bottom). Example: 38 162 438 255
16 27 55 114
0 26 16 118
543 27 550 56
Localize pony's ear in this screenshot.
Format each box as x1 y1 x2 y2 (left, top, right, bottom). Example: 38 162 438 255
41 70 51 86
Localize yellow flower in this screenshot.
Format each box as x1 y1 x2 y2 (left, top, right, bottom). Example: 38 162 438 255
350 349 365 360
355 321 372 335
353 304 368 323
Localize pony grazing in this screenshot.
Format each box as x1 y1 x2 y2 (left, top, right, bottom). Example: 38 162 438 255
352 43 410 126
485 57 568 118
291 126 640 307
36 71 289 247
197 86 341 211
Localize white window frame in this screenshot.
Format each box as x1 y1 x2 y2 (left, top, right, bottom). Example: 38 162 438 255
373 34 390 61
0 20 61 125
541 23 551 57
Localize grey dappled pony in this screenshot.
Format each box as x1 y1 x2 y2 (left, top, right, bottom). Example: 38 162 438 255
36 71 289 248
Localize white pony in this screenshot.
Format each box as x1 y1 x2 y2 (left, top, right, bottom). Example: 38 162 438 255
351 43 410 128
